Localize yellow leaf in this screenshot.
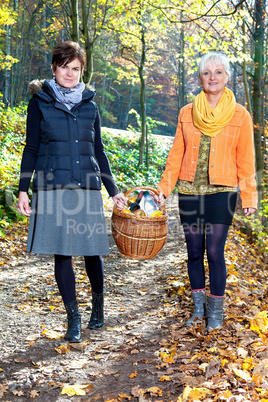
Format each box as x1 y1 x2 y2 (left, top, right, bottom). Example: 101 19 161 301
242 357 255 370
61 384 92 396
182 385 192 400
222 390 233 398
221 359 228 367
146 386 162 396
207 347 218 353
233 368 251 381
159 352 175 363
129 371 137 378
48 306 55 310
42 329 62 340
250 311 268 334
55 345 69 354
159 375 172 381
190 388 211 398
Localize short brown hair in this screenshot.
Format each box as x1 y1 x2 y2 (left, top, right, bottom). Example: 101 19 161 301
51 41 86 72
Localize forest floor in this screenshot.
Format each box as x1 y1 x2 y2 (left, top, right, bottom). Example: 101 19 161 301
0 194 268 402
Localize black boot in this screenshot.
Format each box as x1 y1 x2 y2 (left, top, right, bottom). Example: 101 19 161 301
88 291 104 329
64 300 82 343
186 290 206 325
207 296 224 331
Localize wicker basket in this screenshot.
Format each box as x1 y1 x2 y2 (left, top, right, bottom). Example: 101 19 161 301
111 186 168 260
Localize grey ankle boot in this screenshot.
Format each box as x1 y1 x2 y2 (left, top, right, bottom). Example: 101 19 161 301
186 291 206 325
206 296 224 331
64 300 82 343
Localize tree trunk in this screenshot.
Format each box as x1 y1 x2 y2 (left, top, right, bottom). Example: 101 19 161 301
14 0 43 104
81 0 93 84
138 28 146 167
71 0 79 42
242 17 252 114
252 0 265 205
4 25 11 107
178 11 186 111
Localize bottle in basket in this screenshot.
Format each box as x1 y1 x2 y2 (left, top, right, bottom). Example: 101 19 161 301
129 191 144 212
143 191 162 217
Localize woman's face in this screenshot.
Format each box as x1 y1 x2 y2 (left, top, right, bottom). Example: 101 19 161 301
52 58 82 88
199 63 229 97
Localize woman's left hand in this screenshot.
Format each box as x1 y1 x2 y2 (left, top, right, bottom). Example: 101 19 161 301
112 193 128 210
243 208 257 217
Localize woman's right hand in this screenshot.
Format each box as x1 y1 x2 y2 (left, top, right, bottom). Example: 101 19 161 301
18 191 32 216
157 192 166 206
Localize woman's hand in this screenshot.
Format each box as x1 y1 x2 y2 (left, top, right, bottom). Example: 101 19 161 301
18 191 32 217
243 208 256 217
157 192 166 206
112 193 128 211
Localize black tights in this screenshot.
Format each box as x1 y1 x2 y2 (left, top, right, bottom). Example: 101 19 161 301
54 255 104 305
183 223 229 296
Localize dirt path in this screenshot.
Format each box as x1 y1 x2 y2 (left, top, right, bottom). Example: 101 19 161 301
0 195 267 401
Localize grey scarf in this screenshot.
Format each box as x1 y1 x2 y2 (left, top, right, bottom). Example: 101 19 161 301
49 78 85 110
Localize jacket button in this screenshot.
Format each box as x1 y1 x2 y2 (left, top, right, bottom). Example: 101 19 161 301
211 164 214 167
74 118 77 121
78 182 81 186
212 149 215 152
212 179 215 183
76 160 79 164
75 140 78 143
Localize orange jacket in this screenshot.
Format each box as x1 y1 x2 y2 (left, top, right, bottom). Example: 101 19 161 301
158 103 258 209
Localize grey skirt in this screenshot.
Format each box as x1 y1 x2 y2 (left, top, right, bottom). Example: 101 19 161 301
27 189 110 256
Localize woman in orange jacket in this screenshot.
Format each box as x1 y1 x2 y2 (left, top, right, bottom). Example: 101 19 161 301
157 52 257 331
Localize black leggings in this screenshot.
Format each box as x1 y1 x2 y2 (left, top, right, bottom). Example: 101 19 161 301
54 255 104 305
183 223 229 296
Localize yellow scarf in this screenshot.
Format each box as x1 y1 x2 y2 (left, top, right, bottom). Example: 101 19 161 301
193 87 236 137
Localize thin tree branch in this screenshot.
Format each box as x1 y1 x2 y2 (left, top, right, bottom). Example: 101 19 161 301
145 0 247 23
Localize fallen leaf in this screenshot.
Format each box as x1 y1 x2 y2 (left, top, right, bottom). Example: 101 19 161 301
0 385 8 398
130 349 139 354
42 329 62 340
55 345 69 354
242 357 255 371
14 357 28 364
61 384 93 396
12 390 24 396
68 341 89 350
146 386 163 396
182 385 192 400
159 351 174 364
131 385 142 398
250 311 268 335
232 368 251 381
159 375 172 381
30 390 40 399
129 371 137 378
189 388 211 399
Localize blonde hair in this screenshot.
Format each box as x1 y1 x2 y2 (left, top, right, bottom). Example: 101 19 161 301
198 52 231 78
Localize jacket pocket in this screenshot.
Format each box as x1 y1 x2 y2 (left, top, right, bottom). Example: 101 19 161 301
90 156 101 175
83 156 101 190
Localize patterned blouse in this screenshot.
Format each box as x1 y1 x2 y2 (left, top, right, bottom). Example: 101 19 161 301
178 134 237 195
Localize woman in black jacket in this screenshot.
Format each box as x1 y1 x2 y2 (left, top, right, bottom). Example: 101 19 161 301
18 41 127 343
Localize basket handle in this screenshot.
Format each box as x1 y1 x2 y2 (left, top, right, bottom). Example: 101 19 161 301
124 186 160 198
122 186 166 214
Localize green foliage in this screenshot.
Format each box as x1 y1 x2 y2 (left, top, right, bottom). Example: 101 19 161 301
0 104 28 235
101 128 169 191
239 179 268 256
0 104 27 188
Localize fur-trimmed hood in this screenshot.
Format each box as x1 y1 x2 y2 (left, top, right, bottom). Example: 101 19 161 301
28 79 46 95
